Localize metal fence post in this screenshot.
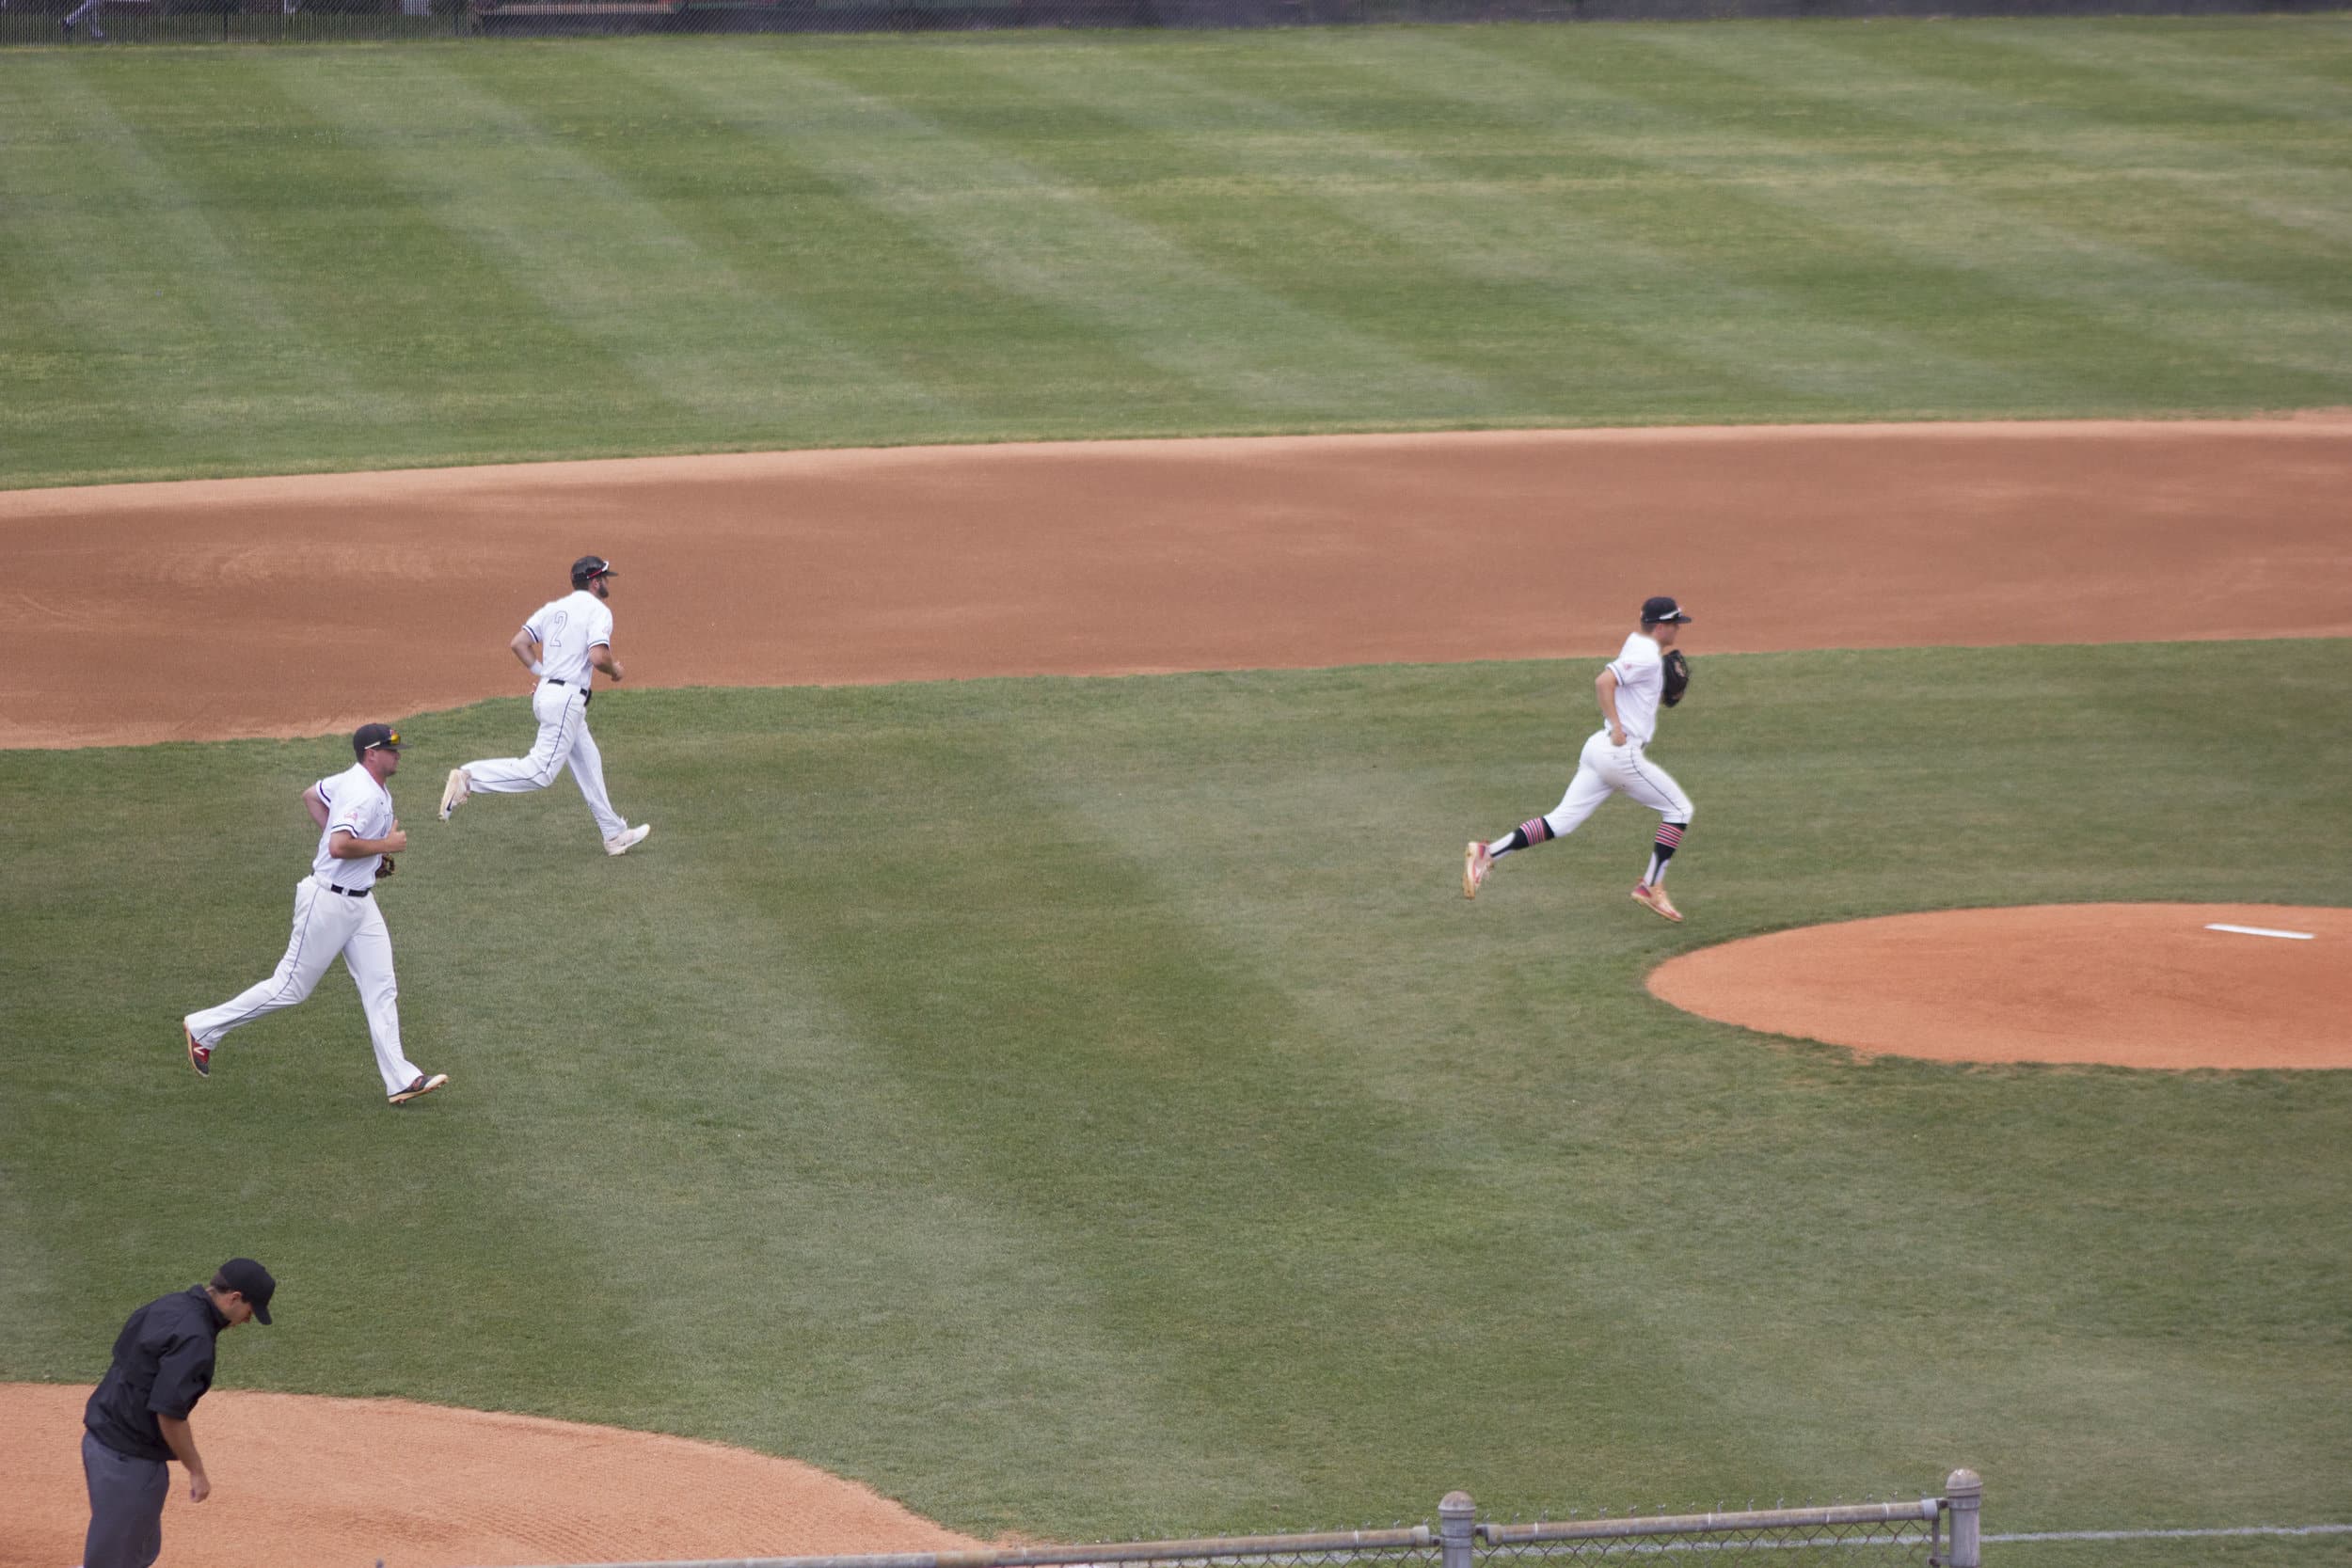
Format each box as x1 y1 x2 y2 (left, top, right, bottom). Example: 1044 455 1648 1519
1945 1469 1982 1568
1439 1490 1476 1568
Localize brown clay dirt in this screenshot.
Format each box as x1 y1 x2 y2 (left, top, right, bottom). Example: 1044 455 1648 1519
1647 904 2352 1069
5 419 2350 749
0 1384 983 1568
8 420 2352 1562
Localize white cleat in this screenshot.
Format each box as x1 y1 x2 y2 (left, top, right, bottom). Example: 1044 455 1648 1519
389 1072 448 1105
604 823 652 857
437 768 470 821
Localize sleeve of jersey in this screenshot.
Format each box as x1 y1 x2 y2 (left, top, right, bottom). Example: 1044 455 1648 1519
147 1332 215 1421
587 604 613 650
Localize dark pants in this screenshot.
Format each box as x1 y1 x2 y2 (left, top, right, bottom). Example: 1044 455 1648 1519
82 1430 168 1568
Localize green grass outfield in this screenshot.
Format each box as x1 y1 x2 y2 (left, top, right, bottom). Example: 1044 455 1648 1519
4 643 2350 1553
4 16 2352 487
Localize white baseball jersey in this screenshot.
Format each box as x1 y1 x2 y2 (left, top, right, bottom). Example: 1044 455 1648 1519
313 762 393 891
1601 632 1670 746
524 590 615 688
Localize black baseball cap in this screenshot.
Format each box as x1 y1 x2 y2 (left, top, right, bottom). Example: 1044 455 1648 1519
571 555 618 585
215 1258 276 1324
353 723 405 757
1641 595 1693 625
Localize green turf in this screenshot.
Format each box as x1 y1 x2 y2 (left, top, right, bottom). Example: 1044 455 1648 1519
3 642 2348 1543
3 16 2351 487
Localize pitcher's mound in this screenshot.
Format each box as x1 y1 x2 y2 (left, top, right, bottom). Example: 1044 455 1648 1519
0 1383 979 1568
1647 904 2351 1069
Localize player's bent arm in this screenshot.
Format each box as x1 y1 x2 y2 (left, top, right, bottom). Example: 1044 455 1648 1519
1596 668 1628 746
510 626 545 678
590 642 624 684
303 784 330 830
155 1414 211 1502
328 827 408 860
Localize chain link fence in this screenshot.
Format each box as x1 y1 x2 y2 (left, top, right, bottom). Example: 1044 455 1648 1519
487 1474 1981 1568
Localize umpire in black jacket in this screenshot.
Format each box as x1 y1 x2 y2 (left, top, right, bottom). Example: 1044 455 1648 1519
82 1259 276 1568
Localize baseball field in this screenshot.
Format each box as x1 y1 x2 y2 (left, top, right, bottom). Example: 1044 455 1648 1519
4 15 2351 1568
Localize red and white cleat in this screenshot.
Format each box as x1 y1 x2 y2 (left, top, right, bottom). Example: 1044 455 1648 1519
1462 841 1493 899
1630 882 1683 923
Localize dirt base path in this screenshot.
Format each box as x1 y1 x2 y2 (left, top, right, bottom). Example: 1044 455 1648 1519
5 418 2349 749
0 1384 983 1568
1648 904 2352 1069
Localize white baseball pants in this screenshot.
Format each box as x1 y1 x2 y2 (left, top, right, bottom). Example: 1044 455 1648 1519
1544 730 1695 837
185 878 425 1098
463 683 627 842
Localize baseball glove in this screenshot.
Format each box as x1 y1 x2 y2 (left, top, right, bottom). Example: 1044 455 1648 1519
1661 649 1691 707
376 855 397 879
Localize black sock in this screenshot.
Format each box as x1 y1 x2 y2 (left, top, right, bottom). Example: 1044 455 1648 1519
1644 821 1687 885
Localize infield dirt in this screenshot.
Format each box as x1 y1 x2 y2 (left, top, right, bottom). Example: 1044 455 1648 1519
5 417 2349 750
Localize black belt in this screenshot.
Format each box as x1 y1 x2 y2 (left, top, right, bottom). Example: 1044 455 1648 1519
327 883 373 898
548 679 590 704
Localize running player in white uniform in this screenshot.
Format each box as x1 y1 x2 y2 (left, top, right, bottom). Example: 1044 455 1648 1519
183 724 449 1105
437 555 651 857
1463 596 1697 922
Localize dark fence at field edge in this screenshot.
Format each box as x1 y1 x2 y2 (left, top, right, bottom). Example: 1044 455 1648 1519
470 1476 1980 1568
8 0 2347 45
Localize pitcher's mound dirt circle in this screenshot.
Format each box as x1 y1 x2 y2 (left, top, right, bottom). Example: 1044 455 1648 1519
0 1383 980 1568
1647 905 2352 1069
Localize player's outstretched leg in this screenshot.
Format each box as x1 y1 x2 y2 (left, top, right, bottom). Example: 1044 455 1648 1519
459 689 580 813
1467 745 1614 899
183 882 356 1075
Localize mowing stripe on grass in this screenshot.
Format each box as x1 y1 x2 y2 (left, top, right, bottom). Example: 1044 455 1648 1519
1327 27 2352 406
952 42 1845 412
1640 25 2352 254
4 646 2349 1536
0 62 403 446
1974 19 2352 128
270 50 954 435
617 45 1492 420
1300 29 2131 415
1581 29 2352 397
